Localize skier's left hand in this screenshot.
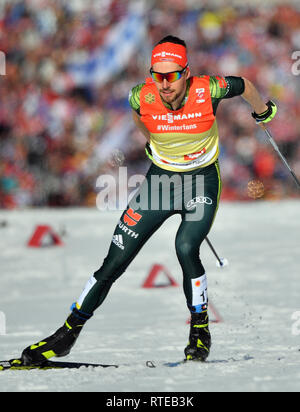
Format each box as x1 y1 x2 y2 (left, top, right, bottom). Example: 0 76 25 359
251 100 277 123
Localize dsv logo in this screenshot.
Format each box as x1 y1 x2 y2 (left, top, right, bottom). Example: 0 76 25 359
186 196 213 210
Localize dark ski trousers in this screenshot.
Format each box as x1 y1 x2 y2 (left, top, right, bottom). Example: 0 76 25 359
78 161 222 315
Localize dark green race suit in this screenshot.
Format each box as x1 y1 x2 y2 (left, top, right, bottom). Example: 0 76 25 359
76 76 245 315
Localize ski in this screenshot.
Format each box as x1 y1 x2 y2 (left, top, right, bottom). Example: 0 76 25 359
147 355 255 368
0 358 118 371
0 358 196 371
146 360 187 368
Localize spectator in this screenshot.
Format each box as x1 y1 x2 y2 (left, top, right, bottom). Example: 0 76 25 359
0 0 299 209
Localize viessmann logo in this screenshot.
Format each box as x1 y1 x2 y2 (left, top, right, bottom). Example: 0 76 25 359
153 51 183 60
152 112 202 124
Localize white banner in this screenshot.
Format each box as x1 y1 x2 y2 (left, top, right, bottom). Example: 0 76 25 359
68 1 147 86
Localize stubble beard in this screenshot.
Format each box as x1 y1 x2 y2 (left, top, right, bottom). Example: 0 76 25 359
158 81 187 108
159 89 181 105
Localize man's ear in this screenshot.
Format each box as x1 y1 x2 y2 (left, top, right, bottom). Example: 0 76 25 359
186 66 191 80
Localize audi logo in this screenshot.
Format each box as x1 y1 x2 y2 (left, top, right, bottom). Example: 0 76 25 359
186 196 213 209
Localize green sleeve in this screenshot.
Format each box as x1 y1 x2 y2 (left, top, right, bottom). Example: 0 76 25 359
209 76 245 115
128 83 145 114
209 76 245 99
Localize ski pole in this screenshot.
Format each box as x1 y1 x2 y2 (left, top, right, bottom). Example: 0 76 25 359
259 123 300 190
205 237 228 268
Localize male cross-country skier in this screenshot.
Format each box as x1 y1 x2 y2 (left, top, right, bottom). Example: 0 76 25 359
20 35 277 364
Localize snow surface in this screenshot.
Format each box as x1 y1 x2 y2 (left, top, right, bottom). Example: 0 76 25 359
0 201 299 392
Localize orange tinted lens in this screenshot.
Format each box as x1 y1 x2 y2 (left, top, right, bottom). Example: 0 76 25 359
151 71 181 83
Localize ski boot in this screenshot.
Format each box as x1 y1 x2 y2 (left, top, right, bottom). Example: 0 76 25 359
21 307 91 365
184 310 211 362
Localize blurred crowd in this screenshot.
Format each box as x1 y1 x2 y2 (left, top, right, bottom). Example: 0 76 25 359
0 0 300 209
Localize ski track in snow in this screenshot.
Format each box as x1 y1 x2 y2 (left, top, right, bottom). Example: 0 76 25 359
0 201 299 392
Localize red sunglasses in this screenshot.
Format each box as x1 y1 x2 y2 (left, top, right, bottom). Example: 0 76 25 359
150 65 188 83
